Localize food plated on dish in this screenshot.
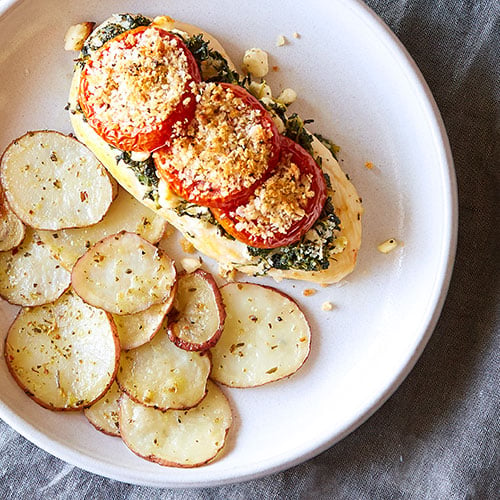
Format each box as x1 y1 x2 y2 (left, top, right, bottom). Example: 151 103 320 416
0 12 362 468
0 0 458 487
68 13 362 284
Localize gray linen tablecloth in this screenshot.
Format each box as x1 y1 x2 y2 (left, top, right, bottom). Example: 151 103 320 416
1 1 498 498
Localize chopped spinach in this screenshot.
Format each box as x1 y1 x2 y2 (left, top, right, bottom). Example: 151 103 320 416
179 33 241 84
78 14 151 66
173 200 216 224
323 172 332 188
261 99 287 122
314 133 339 160
73 16 345 273
284 114 315 155
259 99 315 154
173 200 235 239
115 151 158 201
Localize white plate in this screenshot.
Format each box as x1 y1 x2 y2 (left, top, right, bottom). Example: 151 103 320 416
0 0 457 488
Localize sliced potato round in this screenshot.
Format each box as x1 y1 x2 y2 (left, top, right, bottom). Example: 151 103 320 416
38 188 168 270
4 289 119 410
0 187 25 251
210 282 311 387
119 380 232 468
117 323 211 410
84 380 122 436
0 130 113 230
113 287 175 351
167 270 225 351
71 231 176 315
0 228 70 306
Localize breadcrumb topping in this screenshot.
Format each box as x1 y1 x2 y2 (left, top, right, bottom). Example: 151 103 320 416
82 26 195 136
231 154 315 240
160 83 275 198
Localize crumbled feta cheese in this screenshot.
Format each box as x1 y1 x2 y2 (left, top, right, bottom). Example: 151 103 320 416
248 81 273 100
377 238 398 254
276 88 297 106
180 257 202 273
321 301 334 311
152 15 176 31
276 35 286 47
130 151 151 162
242 48 269 77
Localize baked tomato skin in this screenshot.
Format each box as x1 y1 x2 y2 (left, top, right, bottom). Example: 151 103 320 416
154 82 281 209
211 136 327 249
78 26 201 153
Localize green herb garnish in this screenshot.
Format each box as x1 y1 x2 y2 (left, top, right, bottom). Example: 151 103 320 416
78 14 151 67
247 197 341 272
314 133 339 160
179 33 241 84
115 151 158 201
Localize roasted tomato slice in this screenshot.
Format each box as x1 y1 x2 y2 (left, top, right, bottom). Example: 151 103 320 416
153 82 281 209
211 136 327 249
78 25 201 153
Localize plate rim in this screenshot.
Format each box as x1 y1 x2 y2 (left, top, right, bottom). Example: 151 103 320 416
0 0 458 488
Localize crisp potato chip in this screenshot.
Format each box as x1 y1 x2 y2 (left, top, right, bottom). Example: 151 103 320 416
0 228 70 306
38 188 168 270
210 282 311 387
71 231 176 315
4 289 119 410
119 380 232 467
117 323 211 410
84 381 122 436
0 130 113 230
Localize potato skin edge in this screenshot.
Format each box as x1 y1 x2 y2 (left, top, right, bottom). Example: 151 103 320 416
167 269 226 352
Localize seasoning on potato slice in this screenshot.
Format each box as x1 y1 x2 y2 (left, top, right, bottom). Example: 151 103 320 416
4 289 119 410
210 282 311 387
84 380 122 436
167 270 225 351
0 131 114 231
113 287 175 351
0 228 70 306
119 380 232 468
38 188 168 270
0 187 25 252
117 323 211 411
71 231 176 315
